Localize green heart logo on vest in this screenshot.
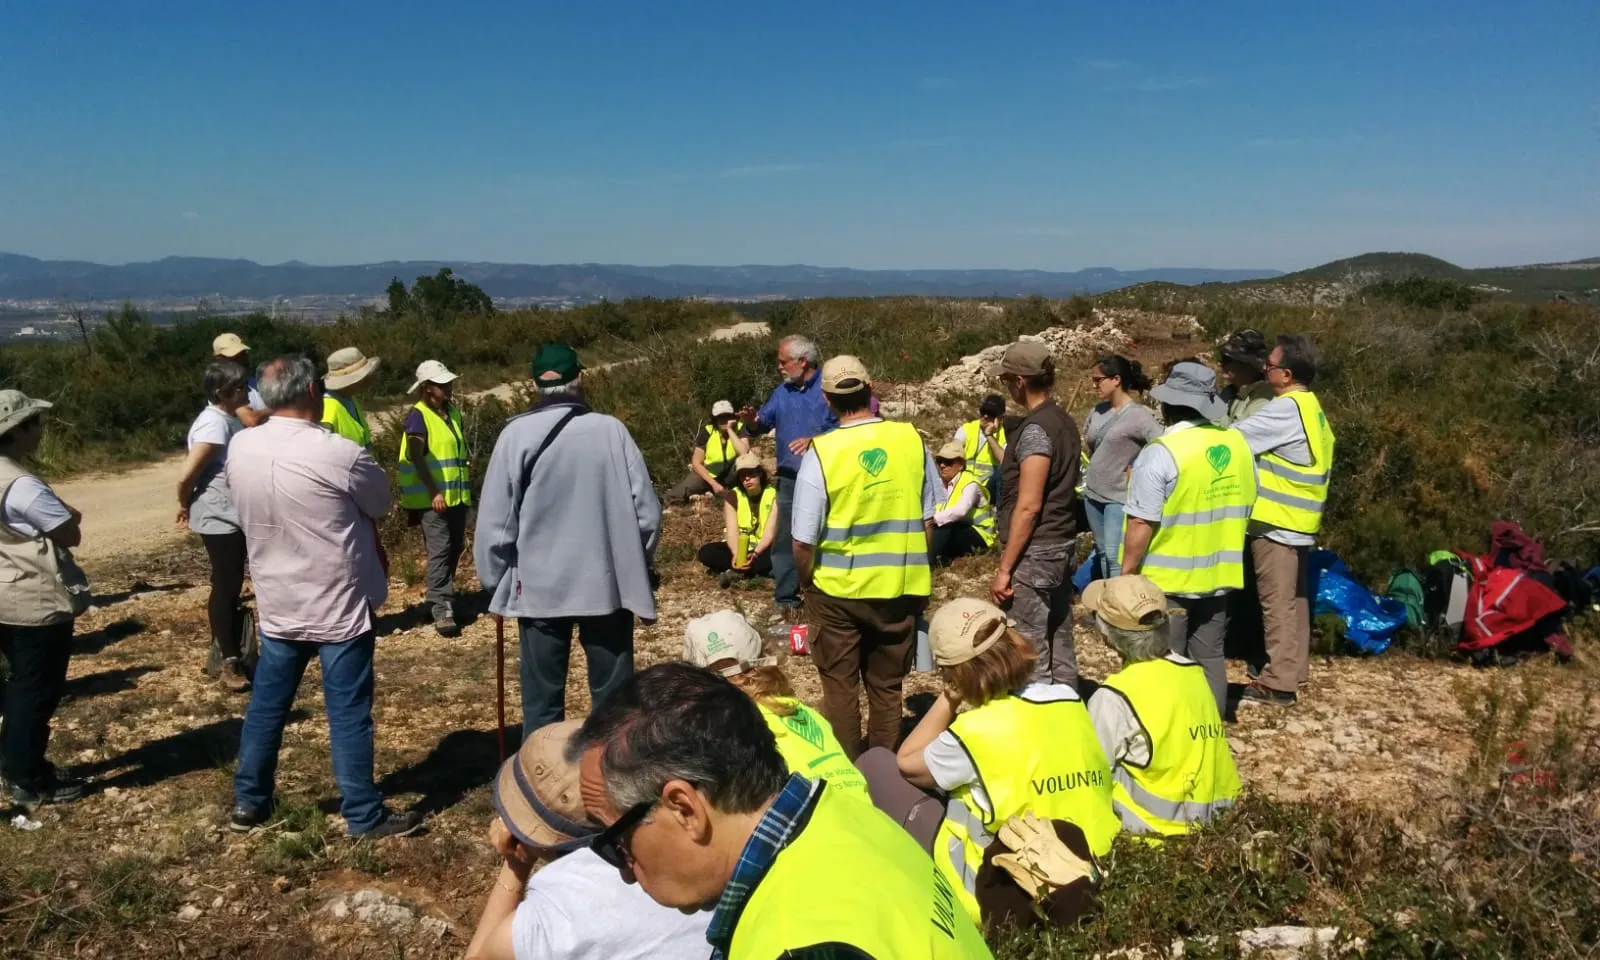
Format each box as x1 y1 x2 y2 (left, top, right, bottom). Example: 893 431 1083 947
1206 444 1232 475
782 709 827 750
858 448 888 477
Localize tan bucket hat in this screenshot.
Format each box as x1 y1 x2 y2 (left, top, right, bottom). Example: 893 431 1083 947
324 347 381 391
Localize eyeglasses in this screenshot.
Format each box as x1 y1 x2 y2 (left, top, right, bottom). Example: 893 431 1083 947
589 800 654 870
1090 375 1114 385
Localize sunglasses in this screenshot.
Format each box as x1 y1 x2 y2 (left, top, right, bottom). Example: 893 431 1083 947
589 799 654 870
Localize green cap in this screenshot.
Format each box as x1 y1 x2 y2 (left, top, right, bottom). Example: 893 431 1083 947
531 343 583 387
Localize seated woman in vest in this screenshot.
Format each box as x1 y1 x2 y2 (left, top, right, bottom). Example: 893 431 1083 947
930 440 996 566
1081 575 1240 839
664 400 750 504
856 597 1120 926
682 609 870 800
696 453 777 588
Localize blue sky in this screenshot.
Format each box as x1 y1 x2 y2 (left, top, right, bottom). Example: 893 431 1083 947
1 0 1595 270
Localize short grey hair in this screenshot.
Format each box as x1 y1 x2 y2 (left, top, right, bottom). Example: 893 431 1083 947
779 334 820 369
566 663 787 814
257 355 318 410
1095 613 1172 663
537 375 582 399
202 360 248 406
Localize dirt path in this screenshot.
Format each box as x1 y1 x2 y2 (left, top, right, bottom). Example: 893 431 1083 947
56 321 771 567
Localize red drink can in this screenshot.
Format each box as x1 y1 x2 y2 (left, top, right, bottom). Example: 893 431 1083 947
788 623 810 655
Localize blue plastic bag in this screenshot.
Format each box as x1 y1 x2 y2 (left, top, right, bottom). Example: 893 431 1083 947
1307 550 1407 654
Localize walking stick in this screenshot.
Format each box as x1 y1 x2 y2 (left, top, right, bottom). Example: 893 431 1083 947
494 614 508 763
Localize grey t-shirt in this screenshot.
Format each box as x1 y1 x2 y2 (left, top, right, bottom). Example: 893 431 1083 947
186 405 242 535
1011 423 1071 561
1082 401 1163 504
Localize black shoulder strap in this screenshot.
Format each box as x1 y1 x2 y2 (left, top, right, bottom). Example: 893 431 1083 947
518 407 586 496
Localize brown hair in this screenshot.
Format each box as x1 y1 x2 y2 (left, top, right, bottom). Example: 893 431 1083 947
1021 357 1056 392
940 627 1038 708
712 648 800 718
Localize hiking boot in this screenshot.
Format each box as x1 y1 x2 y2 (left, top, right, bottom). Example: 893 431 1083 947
1238 681 1297 708
353 809 423 840
11 775 86 806
717 570 742 589
1245 662 1262 681
230 803 272 833
219 658 252 693
433 604 460 637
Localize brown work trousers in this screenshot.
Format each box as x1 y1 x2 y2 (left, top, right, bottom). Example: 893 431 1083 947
806 591 920 759
1252 537 1311 693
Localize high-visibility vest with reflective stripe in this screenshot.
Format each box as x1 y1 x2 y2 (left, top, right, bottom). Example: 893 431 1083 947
1251 390 1334 535
397 402 471 509
320 393 372 450
938 469 995 547
934 689 1121 924
729 782 993 960
1101 657 1241 838
811 420 932 600
960 420 1006 483
700 422 739 474
735 485 777 557
1135 425 1256 596
760 699 870 802
1074 448 1090 496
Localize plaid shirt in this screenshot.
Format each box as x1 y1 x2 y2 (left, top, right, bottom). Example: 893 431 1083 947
706 776 876 960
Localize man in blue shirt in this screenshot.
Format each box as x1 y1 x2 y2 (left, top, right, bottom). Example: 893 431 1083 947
739 334 835 619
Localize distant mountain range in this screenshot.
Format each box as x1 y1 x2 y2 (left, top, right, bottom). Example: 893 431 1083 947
0 253 1281 301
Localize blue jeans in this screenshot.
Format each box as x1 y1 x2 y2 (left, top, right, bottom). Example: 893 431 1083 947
234 632 386 834
519 611 634 739
771 475 801 607
1083 498 1126 580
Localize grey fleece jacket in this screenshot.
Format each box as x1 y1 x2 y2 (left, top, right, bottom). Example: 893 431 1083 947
473 398 661 620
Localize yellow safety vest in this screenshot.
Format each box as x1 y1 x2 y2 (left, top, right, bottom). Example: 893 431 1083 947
735 485 777 557
1251 390 1335 535
960 420 1007 484
811 420 932 600
729 782 993 960
1100 657 1241 838
700 422 739 475
1134 425 1256 596
938 469 995 547
935 688 1121 925
397 402 471 510
760 699 870 802
320 393 372 450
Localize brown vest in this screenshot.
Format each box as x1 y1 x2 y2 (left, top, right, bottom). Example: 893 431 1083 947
997 400 1081 549
0 457 90 626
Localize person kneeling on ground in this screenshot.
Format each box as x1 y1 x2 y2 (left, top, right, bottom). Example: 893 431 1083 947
570 661 993 959
665 399 751 504
683 609 869 800
856 598 1120 927
465 719 711 960
696 453 777 587
1084 575 1240 840
931 440 996 566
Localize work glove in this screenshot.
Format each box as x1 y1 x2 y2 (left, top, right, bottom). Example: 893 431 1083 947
991 813 1099 899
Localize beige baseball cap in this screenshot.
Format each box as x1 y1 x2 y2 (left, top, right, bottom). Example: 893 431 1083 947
987 341 1052 377
929 597 1013 667
491 719 596 853
820 355 871 394
1079 575 1171 631
212 333 250 358
734 452 763 472
684 610 773 676
935 439 966 461
408 359 459 393
711 400 735 417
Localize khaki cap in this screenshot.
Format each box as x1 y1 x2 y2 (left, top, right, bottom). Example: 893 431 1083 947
936 439 966 461
820 355 871 395
987 341 1053 377
1079 575 1171 631
212 333 250 358
734 452 763 472
683 610 770 676
491 719 596 853
929 597 1013 667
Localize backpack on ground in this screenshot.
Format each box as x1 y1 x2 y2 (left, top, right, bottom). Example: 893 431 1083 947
1422 551 1470 642
1385 567 1426 631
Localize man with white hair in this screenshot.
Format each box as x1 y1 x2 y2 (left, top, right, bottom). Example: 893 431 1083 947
1082 574 1240 840
474 343 660 739
663 399 751 504
739 334 835 622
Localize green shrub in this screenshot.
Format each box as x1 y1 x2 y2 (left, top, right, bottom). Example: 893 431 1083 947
1361 276 1486 311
